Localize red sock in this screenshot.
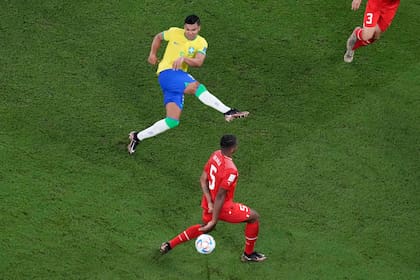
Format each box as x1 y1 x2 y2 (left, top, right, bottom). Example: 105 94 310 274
353 38 376 50
353 28 376 50
244 221 259 255
169 224 201 249
355 27 363 40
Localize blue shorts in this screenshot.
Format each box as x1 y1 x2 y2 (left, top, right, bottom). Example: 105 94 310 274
158 69 196 110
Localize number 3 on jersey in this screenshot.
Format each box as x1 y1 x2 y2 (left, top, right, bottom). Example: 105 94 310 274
208 164 217 190
366 12 373 25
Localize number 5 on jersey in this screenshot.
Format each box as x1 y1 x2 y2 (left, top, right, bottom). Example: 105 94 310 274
239 204 249 212
208 164 237 190
209 164 217 190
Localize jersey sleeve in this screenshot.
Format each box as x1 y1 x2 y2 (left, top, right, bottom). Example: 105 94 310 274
162 27 176 41
197 38 208 55
219 168 238 191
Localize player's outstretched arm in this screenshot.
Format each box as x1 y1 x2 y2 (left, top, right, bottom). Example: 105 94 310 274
351 0 362 11
199 188 227 233
148 32 163 65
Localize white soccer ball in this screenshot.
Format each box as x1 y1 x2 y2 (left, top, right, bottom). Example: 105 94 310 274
195 234 216 254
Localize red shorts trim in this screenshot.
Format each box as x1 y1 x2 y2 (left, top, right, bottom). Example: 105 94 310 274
363 0 400 32
202 202 251 224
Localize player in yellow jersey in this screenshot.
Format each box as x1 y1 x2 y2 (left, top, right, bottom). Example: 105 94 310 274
128 15 249 154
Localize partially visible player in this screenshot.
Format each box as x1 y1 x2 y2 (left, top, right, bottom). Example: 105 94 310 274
344 0 400 63
127 15 249 154
159 135 267 262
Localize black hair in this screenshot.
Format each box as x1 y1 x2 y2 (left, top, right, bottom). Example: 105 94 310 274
220 134 237 149
185 14 200 25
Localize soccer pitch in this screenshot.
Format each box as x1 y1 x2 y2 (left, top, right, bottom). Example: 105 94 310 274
1 1 419 279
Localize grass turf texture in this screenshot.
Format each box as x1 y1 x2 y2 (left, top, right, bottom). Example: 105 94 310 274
1 0 419 279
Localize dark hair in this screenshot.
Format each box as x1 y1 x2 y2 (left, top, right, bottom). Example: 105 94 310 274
220 134 237 149
185 14 200 25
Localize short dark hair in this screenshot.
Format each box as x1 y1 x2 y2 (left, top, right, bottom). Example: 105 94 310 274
185 14 200 25
220 134 237 149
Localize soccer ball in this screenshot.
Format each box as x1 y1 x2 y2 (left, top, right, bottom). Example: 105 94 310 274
195 234 216 254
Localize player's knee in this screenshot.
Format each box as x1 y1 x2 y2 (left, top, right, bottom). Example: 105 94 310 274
184 81 200 95
248 209 260 222
361 27 376 41
165 117 180 128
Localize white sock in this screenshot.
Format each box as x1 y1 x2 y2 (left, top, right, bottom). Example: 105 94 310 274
137 119 170 141
197 91 230 114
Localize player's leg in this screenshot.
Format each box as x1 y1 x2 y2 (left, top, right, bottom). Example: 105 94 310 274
184 82 230 113
160 224 202 254
127 70 183 154
242 208 267 262
351 0 399 53
127 102 181 154
135 102 181 141
344 0 380 63
351 25 378 50
344 27 377 63
160 210 212 254
219 203 267 262
184 81 249 122
344 26 360 63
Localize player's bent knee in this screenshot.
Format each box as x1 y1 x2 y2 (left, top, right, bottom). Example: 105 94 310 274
184 81 199 94
248 209 260 222
165 117 180 128
361 27 376 41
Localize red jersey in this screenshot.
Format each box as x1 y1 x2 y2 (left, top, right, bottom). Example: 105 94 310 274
369 0 399 4
367 0 400 8
201 150 238 209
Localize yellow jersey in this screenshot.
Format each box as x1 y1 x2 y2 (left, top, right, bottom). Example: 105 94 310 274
157 27 208 74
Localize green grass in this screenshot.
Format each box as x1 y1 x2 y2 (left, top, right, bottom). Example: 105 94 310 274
1 0 420 279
